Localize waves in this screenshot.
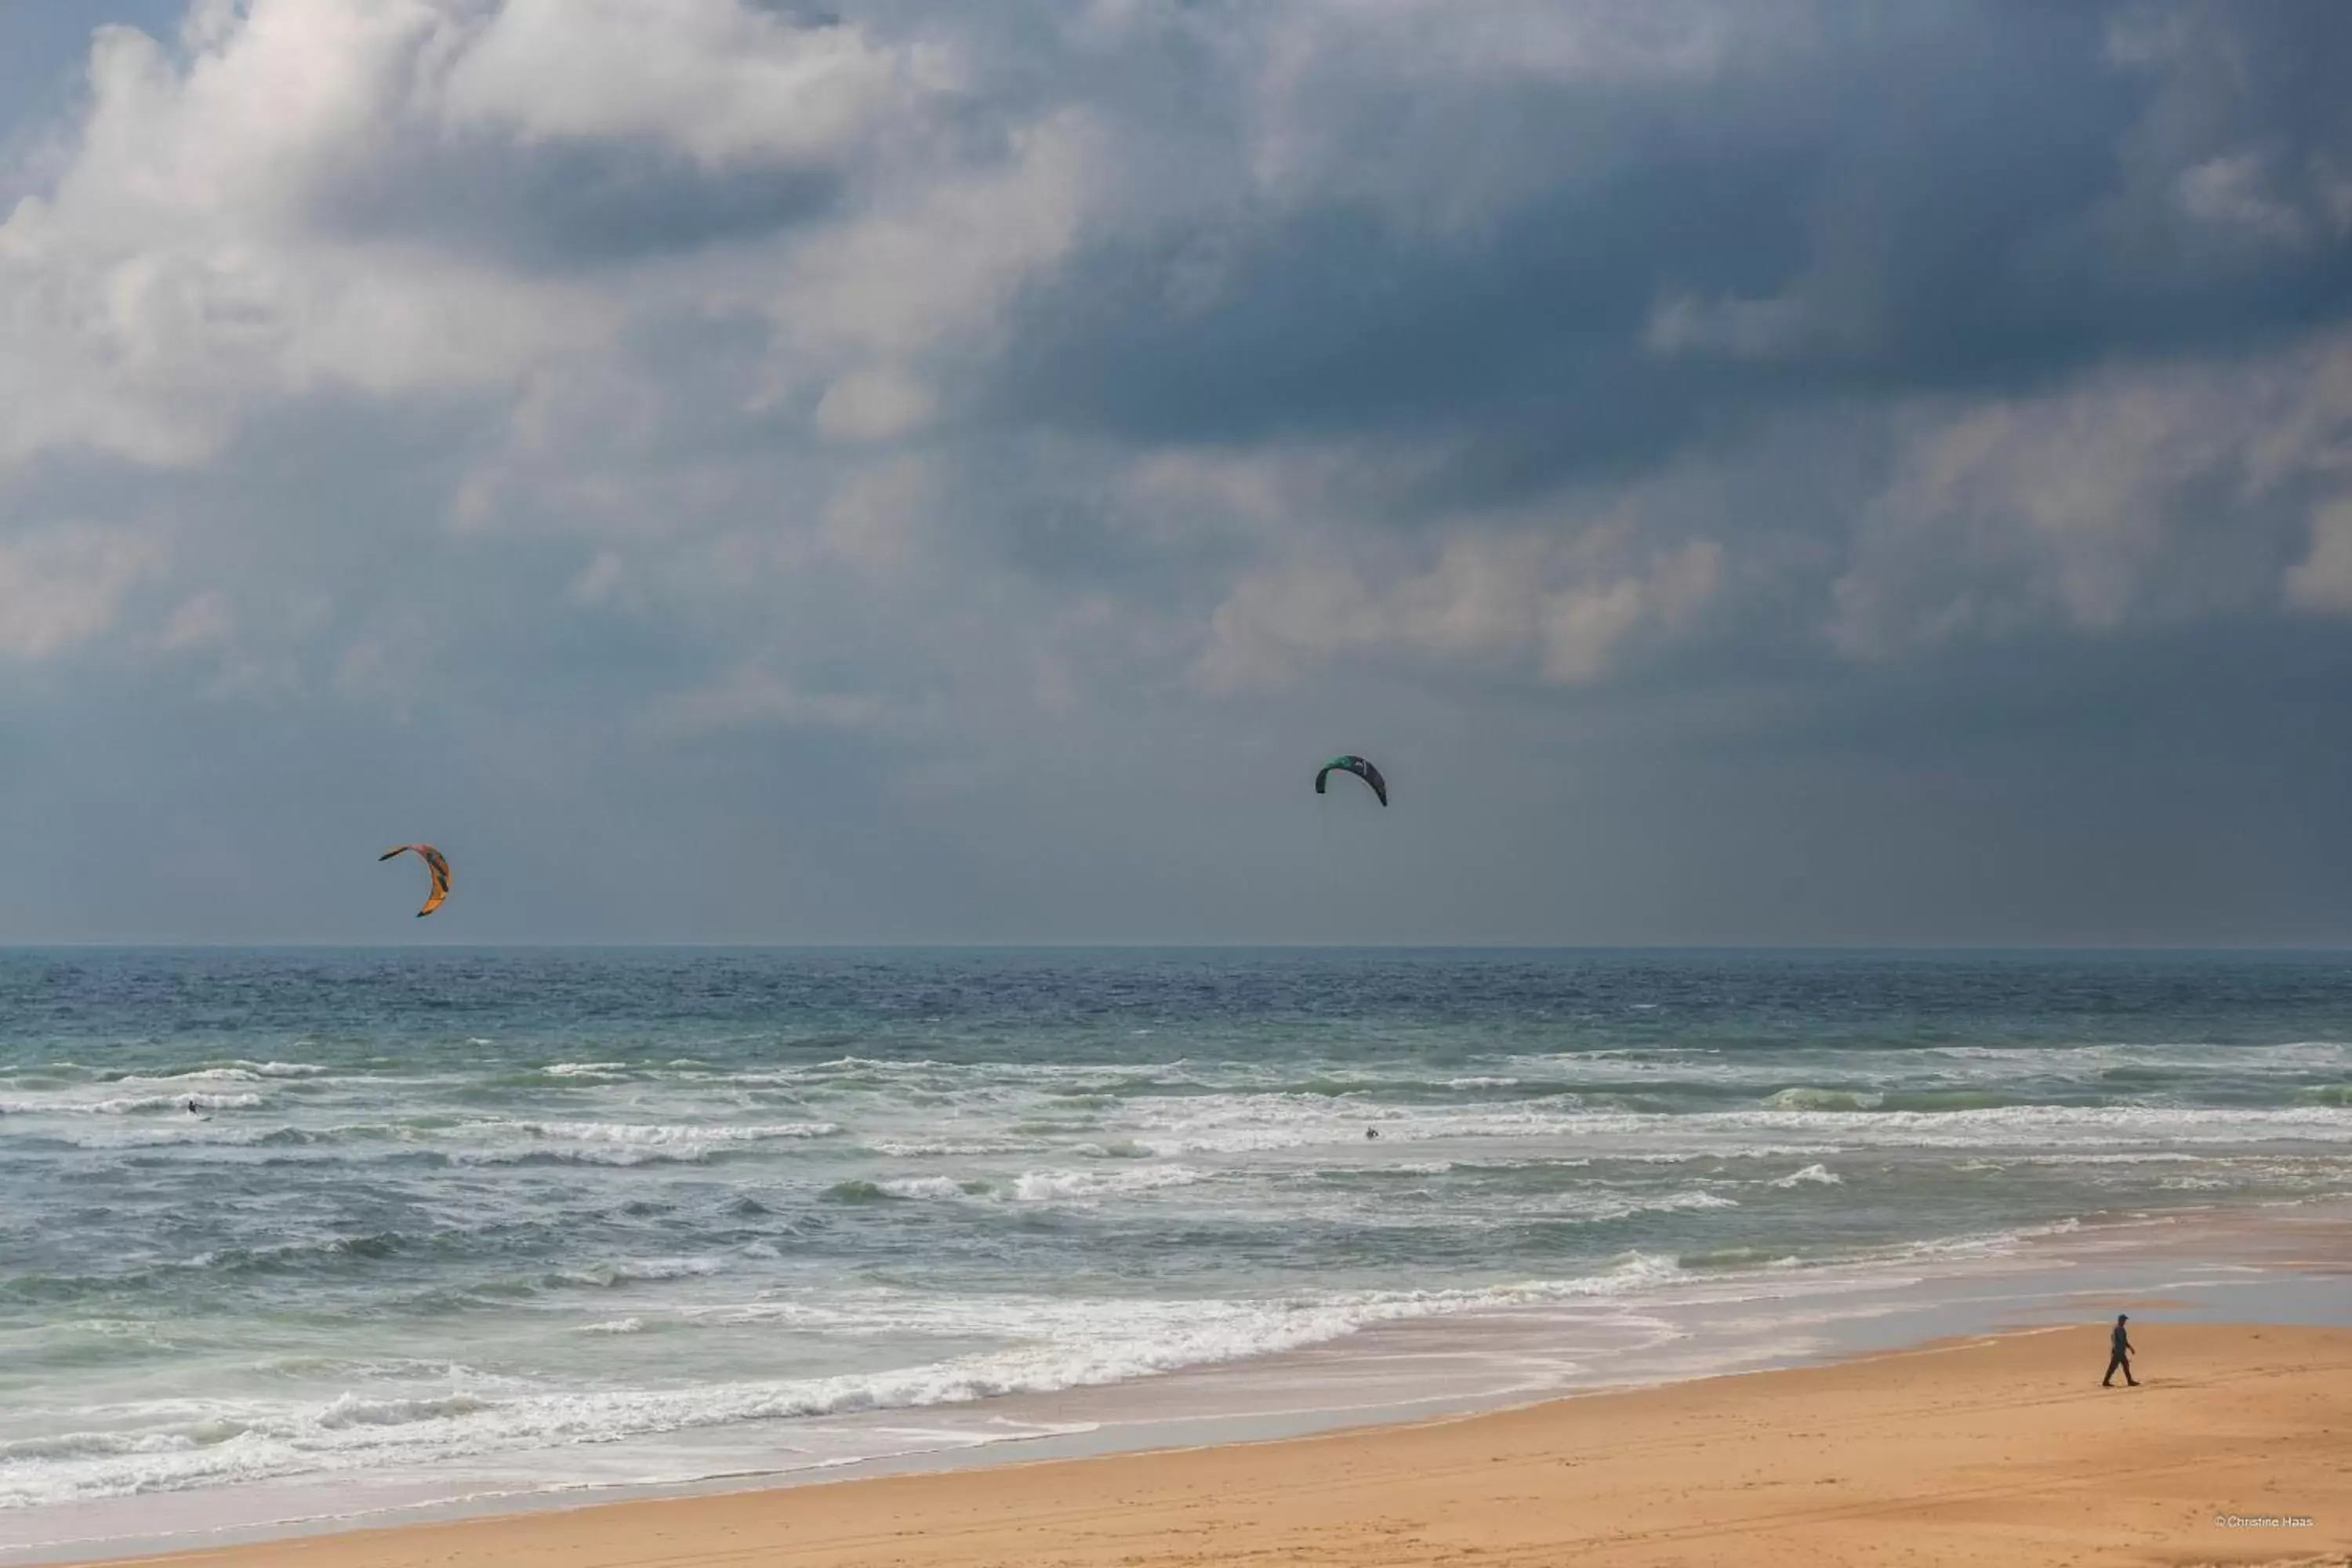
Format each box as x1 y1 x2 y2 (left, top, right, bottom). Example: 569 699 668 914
5 949 2352 1527
0 1088 267 1116
0 1218 2151 1515
10 1092 2350 1161
0 1256 1707 1509
452 1120 842 1166
1007 1165 1209 1201
825 1167 1210 1204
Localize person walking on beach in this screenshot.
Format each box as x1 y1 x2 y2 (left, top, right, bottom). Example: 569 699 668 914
2102 1314 2136 1387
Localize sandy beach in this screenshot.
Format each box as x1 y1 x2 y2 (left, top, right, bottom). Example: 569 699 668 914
78 1320 2350 1568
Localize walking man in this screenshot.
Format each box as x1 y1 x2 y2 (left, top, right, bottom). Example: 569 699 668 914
2102 1313 2137 1387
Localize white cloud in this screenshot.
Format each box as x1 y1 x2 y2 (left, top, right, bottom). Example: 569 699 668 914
2176 151 2313 248
0 524 162 659
1541 539 1720 682
441 0 910 169
0 2 612 469
1196 528 1724 691
760 111 1095 367
650 663 913 737
0 0 979 475
820 457 935 573
1644 290 1819 361
157 588 234 652
815 366 938 444
1830 330 2352 656
2285 499 2352 614
568 548 630 608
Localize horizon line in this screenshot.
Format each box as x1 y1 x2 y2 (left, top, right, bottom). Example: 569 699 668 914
5 939 2352 954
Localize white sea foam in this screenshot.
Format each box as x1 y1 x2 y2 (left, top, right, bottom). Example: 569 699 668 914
74 1061 328 1084
0 1089 267 1116
1122 1094 1598 1154
916 1088 2352 1162
109 1091 263 1115
484 1119 839 1145
178 1062 327 1083
863 1140 1018 1156
1651 1189 1740 1211
1763 1087 1882 1111
1144 1100 2352 1156
1698 1104 2352 1146
316 1392 492 1430
557 1257 727 1287
1009 1166 1208 1202
0 1257 1695 1510
1619 1145 1842 1163
1769 1163 1842 1187
872 1176 969 1200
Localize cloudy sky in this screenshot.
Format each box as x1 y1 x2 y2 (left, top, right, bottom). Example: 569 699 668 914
2 0 2350 945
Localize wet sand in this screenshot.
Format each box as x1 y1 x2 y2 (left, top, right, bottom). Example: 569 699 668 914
78 1320 2352 1568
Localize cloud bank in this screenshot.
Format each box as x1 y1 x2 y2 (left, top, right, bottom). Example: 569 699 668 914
2 0 2350 942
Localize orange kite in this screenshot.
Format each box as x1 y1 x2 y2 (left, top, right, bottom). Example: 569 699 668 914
379 844 451 917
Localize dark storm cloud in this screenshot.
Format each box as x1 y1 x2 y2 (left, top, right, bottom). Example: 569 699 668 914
987 0 2349 499
991 159 1808 448
310 136 847 270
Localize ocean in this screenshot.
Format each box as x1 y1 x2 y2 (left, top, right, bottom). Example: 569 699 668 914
2 947 2349 1555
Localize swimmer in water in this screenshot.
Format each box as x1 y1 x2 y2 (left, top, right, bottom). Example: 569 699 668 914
1365 1127 1379 1140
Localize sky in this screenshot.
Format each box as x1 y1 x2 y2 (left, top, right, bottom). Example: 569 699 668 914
2 0 2350 946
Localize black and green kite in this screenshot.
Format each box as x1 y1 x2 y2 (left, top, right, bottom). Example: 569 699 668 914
1313 755 1388 807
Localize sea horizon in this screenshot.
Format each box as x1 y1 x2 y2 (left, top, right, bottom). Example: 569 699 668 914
10 942 2352 953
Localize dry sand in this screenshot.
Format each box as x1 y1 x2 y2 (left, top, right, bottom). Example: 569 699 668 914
85 1322 2351 1568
